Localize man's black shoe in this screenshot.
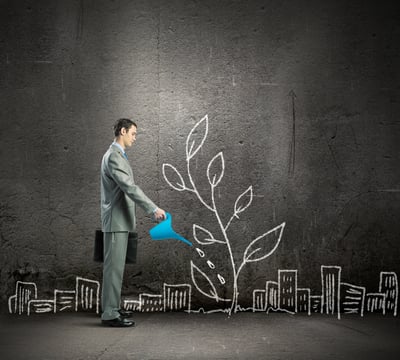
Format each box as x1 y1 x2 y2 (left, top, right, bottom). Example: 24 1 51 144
118 309 134 318
102 317 135 327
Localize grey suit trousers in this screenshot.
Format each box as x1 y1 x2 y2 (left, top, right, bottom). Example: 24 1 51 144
101 231 129 320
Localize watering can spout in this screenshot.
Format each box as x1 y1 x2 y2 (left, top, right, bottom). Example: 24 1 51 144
149 213 192 246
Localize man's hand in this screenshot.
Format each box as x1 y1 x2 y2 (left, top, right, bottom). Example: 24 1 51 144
153 208 166 221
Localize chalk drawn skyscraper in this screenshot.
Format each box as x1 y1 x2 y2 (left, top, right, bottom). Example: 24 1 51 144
278 270 297 313
321 266 341 319
379 272 398 316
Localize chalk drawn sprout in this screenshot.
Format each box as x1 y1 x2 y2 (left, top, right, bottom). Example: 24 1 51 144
163 114 286 314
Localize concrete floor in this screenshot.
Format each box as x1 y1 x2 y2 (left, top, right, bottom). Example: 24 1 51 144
0 312 399 359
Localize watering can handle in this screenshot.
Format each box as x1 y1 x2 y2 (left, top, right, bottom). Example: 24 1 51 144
154 211 170 222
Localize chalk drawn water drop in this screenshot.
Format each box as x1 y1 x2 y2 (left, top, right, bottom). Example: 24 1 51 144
217 274 226 284
196 248 205 257
207 260 215 269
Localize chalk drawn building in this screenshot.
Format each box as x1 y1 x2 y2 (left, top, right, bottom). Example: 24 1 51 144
321 266 341 318
8 281 38 315
365 293 386 314
297 288 311 315
123 299 141 312
310 295 322 313
266 281 279 313
140 294 163 312
28 299 55 315
75 277 100 313
163 284 192 312
339 283 366 316
379 272 398 316
55 290 76 313
279 270 298 314
252 289 266 312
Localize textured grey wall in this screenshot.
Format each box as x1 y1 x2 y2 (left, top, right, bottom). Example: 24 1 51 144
1 0 399 311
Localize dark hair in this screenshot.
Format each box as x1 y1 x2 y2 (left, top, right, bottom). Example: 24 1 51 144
113 118 137 137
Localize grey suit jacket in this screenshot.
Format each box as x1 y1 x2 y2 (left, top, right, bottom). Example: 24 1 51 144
100 143 157 232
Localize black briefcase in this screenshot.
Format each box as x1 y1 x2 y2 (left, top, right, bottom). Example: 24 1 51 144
94 230 137 264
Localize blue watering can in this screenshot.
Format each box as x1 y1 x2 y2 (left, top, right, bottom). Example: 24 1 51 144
149 212 192 246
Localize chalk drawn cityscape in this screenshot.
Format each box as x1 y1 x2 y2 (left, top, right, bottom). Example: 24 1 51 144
7 115 398 319
8 267 398 319
9 277 100 316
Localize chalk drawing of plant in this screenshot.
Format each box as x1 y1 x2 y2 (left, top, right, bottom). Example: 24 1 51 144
162 115 286 315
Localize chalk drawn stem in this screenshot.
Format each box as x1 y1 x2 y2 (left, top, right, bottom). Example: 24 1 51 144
224 214 236 231
210 184 238 315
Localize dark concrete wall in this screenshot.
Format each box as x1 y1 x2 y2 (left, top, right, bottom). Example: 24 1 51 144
1 0 399 310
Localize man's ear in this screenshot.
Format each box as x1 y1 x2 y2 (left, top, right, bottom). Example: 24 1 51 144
120 127 127 136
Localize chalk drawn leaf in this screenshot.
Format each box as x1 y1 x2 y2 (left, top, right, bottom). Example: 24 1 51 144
243 222 285 263
233 185 253 218
207 152 225 187
193 224 225 245
162 163 186 191
186 115 209 160
190 261 219 301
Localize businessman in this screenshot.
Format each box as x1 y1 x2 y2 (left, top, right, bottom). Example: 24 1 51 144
100 118 166 327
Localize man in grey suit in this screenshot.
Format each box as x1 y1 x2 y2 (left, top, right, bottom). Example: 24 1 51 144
100 118 166 327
